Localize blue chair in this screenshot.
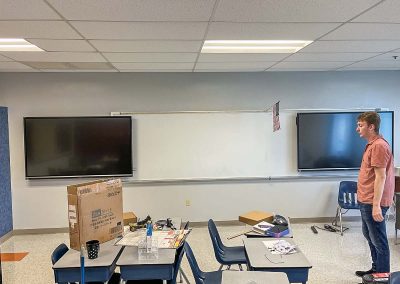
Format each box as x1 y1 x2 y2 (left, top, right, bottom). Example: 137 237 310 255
334 181 360 236
184 242 222 284
51 243 74 284
390 272 400 283
208 219 246 271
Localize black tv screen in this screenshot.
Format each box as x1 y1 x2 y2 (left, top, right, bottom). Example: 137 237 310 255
24 116 133 179
297 111 394 171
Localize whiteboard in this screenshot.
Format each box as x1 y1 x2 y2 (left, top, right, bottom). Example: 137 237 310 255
119 112 298 180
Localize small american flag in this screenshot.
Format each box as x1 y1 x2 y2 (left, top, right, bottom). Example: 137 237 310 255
273 101 280 132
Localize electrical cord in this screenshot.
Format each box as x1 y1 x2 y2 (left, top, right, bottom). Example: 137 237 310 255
314 224 348 234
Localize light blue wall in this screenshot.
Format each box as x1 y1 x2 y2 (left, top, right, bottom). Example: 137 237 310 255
0 107 12 237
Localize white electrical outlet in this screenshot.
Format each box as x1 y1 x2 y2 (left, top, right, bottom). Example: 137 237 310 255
185 200 191 206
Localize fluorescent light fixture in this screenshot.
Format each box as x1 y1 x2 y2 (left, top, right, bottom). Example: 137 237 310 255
0 38 43 51
201 40 313 53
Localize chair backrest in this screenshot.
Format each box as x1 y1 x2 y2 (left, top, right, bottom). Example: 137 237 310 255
208 219 226 262
338 181 360 209
51 243 70 284
170 241 186 284
183 242 205 284
51 243 69 265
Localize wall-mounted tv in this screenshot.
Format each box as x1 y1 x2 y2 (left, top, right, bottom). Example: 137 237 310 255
24 116 133 179
296 111 394 171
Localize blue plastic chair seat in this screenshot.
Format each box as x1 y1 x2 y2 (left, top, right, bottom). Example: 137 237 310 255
184 242 223 284
335 181 360 235
218 245 247 265
208 219 247 267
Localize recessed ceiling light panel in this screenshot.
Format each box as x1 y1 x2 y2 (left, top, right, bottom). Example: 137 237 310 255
0 38 43 51
201 40 313 54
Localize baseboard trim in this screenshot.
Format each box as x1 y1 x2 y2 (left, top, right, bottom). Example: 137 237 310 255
0 230 14 243
12 227 69 236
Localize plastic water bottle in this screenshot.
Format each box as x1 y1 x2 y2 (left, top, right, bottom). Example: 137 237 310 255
146 221 153 253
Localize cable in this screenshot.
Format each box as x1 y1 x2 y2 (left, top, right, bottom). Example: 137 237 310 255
314 225 348 234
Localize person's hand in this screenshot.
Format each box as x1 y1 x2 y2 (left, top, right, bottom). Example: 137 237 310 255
372 205 384 222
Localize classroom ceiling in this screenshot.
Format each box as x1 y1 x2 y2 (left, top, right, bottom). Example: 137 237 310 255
1 0 400 72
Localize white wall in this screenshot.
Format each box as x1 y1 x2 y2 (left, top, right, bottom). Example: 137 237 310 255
0 71 399 229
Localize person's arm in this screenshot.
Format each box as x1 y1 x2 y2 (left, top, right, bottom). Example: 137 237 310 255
372 167 386 222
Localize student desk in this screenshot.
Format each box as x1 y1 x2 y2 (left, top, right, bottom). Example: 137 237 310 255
243 238 312 284
117 247 176 283
222 271 289 284
52 240 123 283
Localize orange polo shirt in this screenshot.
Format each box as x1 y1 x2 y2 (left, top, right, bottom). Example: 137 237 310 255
357 136 394 207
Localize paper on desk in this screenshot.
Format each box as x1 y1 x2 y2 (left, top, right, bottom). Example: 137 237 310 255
114 230 187 248
115 231 142 246
263 240 296 255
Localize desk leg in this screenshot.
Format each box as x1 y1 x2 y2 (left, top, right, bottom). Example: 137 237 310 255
179 268 190 283
119 279 126 284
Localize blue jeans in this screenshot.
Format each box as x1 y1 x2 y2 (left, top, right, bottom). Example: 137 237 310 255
359 202 390 272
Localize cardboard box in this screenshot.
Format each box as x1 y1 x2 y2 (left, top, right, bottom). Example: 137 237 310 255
123 212 137 226
67 179 123 251
239 211 274 226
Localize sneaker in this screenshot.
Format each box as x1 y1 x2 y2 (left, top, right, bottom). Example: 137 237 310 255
355 269 375 277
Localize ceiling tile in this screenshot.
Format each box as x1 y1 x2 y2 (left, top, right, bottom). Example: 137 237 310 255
0 21 82 39
322 23 400 40
28 39 95 52
0 54 12 61
366 52 400 61
48 0 215 21
195 69 264 72
104 53 197 63
40 69 118 72
286 52 379 62
0 0 61 20
1 52 106 62
267 68 331 71
90 40 202 52
344 60 400 68
22 62 114 70
352 0 400 23
215 0 379 22
198 53 288 62
0 61 33 70
300 40 400 53
339 67 400 71
272 61 349 69
206 23 340 40
72 21 208 40
195 62 275 69
119 69 192 72
112 62 195 70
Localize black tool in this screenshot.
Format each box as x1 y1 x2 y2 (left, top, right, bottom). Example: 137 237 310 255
311 226 318 234
324 224 337 232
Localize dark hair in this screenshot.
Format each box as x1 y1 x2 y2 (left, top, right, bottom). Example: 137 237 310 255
357 111 380 133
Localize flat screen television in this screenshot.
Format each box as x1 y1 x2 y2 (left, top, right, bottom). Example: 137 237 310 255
24 116 133 179
296 111 394 171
